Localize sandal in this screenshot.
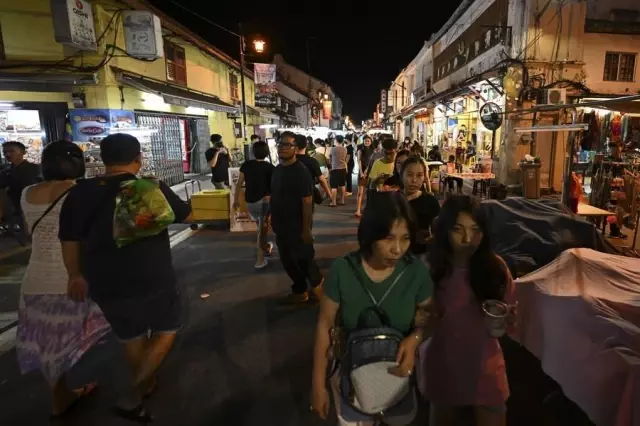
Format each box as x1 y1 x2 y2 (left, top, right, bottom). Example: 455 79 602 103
114 404 154 424
50 382 98 419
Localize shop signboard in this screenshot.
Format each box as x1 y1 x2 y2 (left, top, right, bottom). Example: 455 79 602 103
380 90 387 115
228 167 258 232
479 102 503 131
70 109 135 142
322 100 332 120
254 64 277 108
432 0 508 83
51 0 98 51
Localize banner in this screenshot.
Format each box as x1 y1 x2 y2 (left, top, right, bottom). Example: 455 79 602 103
254 63 277 108
228 167 257 232
322 100 332 120
69 109 135 142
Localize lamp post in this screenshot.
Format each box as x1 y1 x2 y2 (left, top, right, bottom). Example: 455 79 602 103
238 23 266 160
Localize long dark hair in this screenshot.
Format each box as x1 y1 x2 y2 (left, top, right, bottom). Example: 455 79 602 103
428 196 507 302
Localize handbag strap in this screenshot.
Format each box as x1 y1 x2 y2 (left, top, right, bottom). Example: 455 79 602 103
345 255 408 309
30 187 71 234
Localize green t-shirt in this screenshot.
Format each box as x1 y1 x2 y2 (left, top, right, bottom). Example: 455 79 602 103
325 252 433 335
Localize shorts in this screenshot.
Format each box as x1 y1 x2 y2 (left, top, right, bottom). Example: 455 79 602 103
358 175 368 187
246 198 269 225
96 288 183 341
330 169 347 188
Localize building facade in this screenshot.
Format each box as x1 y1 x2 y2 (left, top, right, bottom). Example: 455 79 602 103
0 0 269 185
273 54 343 130
393 0 640 191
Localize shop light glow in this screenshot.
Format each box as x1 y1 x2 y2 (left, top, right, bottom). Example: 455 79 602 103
514 124 589 133
0 102 15 109
253 39 266 53
259 124 277 129
108 127 158 136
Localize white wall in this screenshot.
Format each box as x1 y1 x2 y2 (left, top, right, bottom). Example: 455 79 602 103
583 33 640 95
276 81 309 127
437 0 498 53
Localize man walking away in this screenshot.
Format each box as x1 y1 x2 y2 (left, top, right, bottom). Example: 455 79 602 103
205 134 230 189
294 134 332 201
328 135 348 207
59 133 192 422
271 131 323 304
345 135 355 195
234 141 274 269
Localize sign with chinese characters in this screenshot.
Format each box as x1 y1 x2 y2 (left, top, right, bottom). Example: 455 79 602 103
254 64 277 108
380 89 387 115
479 102 503 131
433 0 508 82
122 11 164 59
228 167 257 232
51 0 97 51
322 100 332 120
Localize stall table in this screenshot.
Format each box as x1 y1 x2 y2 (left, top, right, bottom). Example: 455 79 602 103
577 203 615 233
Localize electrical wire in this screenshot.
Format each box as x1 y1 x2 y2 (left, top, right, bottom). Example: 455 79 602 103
154 0 240 38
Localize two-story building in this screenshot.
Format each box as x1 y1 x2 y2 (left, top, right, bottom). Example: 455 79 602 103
0 0 271 185
273 54 342 130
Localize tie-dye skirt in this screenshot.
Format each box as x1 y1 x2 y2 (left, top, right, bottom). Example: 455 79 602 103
16 294 111 385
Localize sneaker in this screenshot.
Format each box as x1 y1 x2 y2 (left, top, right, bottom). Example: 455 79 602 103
254 259 268 270
309 280 324 302
280 292 309 304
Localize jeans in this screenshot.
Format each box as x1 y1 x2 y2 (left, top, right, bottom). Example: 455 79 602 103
277 235 323 294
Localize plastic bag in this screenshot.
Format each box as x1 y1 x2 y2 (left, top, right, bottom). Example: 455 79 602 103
113 178 175 248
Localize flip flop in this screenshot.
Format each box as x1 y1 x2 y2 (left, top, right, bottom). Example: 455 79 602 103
114 404 154 424
50 382 98 419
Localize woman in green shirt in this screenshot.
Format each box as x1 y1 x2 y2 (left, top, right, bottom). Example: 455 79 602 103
311 191 435 422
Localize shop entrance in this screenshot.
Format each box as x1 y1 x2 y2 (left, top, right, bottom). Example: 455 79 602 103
0 101 68 164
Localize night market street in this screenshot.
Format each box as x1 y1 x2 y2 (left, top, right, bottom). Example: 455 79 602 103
0 193 592 426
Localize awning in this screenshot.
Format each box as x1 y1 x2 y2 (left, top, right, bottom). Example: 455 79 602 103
0 72 97 92
247 105 279 120
115 68 238 114
274 109 299 124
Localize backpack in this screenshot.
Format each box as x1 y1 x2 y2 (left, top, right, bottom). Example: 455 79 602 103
332 256 418 424
113 178 175 247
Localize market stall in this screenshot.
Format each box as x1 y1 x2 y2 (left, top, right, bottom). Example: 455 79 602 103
0 109 45 164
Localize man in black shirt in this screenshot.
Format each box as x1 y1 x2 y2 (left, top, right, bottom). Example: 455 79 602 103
294 134 332 200
59 133 191 421
204 134 230 189
271 131 323 304
0 141 41 223
346 135 355 195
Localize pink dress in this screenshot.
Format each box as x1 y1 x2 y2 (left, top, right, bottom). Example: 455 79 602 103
422 266 514 406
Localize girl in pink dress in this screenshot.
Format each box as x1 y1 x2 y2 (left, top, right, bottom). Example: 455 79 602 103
422 196 516 426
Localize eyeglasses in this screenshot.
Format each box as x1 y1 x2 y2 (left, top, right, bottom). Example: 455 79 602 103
277 142 295 149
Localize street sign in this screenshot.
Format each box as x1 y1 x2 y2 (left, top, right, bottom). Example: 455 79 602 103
479 102 503 131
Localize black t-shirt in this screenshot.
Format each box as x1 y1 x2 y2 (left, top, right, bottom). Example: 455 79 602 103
427 149 443 162
58 174 191 302
0 161 41 214
205 148 230 183
270 160 313 239
296 154 322 183
239 160 274 203
409 193 441 254
346 145 355 169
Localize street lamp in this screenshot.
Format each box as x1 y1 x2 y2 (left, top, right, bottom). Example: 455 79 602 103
238 24 266 159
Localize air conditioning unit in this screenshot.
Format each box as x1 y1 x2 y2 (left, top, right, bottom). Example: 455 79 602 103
544 88 567 105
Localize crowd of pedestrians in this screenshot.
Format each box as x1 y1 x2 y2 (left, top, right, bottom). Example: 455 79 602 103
6 130 517 426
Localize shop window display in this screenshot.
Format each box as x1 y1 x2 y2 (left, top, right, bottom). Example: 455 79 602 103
0 110 45 164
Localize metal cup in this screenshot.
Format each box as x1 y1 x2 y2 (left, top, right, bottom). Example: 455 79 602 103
482 300 509 338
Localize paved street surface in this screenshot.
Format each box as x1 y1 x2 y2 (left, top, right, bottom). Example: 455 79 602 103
0 183 595 426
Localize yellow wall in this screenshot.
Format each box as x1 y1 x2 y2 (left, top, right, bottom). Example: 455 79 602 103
0 0 261 149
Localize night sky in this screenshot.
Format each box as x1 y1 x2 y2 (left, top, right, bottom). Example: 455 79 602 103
149 0 464 122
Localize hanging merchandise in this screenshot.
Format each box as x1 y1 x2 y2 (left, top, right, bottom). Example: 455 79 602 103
0 110 46 164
